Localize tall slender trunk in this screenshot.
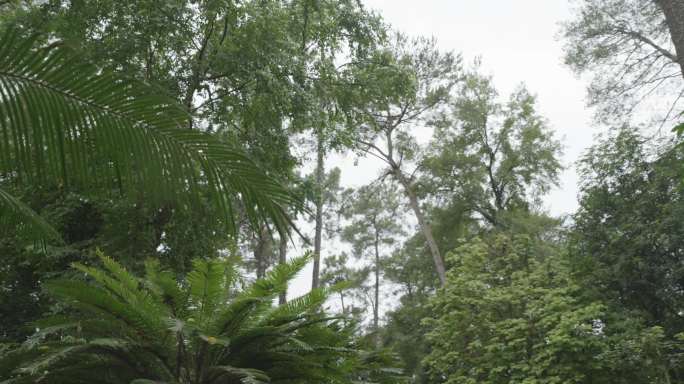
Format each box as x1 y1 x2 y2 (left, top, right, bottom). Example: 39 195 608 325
278 233 288 305
399 177 447 286
311 131 324 289
656 0 684 78
254 225 272 279
339 292 346 314
373 230 381 347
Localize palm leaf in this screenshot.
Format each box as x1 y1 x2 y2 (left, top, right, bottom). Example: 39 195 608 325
187 259 234 327
71 256 170 334
0 186 61 241
246 254 310 297
212 254 311 336
0 29 298 238
43 278 167 343
144 259 186 317
261 287 329 326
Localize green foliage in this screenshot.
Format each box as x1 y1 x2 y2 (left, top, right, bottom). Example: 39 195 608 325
340 181 405 331
348 347 408 384
425 71 562 227
0 29 297 238
573 128 684 327
342 182 404 260
320 252 370 317
570 127 684 380
353 33 462 168
675 122 684 134
381 295 432 384
595 322 684 383
302 166 347 238
383 200 475 297
5 2 684 384
0 187 61 243
424 235 609 384
0 252 354 383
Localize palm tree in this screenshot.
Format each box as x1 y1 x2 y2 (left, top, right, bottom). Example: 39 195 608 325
0 29 296 240
0 252 352 383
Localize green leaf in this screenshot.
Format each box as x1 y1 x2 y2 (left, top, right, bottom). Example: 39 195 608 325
673 122 684 135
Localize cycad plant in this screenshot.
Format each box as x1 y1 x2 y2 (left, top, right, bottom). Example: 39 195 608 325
0 29 296 239
0 252 352 383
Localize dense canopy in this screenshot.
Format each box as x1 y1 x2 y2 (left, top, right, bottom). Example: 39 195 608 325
1 1 684 383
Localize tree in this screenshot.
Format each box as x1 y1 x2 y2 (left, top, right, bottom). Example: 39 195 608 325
278 231 289 305
320 252 370 317
570 127 684 369
1 0 387 289
424 235 611 384
0 252 352 383
298 166 348 290
4 0 307 177
341 182 405 336
380 300 432 384
355 33 461 285
307 167 347 289
293 4 386 289
379 201 476 383
562 0 684 122
425 72 562 228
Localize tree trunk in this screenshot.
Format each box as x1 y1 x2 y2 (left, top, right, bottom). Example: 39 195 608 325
254 225 272 279
311 131 324 289
339 292 346 314
656 0 684 78
399 178 447 286
278 233 288 305
373 231 381 347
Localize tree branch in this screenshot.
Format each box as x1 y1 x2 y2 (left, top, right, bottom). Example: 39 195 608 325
616 27 678 63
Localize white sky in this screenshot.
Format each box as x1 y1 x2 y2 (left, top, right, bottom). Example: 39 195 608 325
288 0 599 298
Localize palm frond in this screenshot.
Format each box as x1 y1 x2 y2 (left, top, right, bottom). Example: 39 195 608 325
262 287 328 326
144 259 186 316
43 278 167 342
0 30 298 237
0 186 61 241
10 338 172 383
247 253 310 297
187 259 233 326
71 256 170 335
212 254 310 336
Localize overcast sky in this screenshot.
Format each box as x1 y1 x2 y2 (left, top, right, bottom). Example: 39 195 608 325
289 0 599 297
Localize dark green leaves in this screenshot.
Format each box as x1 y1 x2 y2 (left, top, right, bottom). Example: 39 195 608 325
0 30 297 238
0 251 347 383
0 187 61 242
674 122 684 134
